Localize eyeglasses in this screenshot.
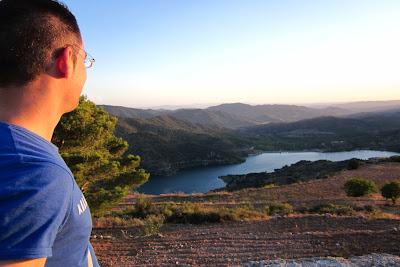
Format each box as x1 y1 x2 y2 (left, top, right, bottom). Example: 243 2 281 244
70 44 95 68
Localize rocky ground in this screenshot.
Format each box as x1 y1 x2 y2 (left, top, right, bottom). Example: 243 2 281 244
91 163 400 266
245 253 400 266
92 216 400 266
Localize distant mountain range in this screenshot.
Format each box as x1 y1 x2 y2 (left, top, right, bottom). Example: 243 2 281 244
207 103 350 123
311 100 400 113
100 100 400 129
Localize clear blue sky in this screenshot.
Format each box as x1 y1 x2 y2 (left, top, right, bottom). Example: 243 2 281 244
64 0 400 108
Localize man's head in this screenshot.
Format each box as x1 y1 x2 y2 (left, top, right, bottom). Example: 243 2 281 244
0 0 82 88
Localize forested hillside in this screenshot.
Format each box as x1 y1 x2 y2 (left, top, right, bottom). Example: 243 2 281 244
115 115 252 175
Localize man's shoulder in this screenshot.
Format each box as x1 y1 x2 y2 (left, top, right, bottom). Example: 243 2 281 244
0 122 71 175
0 123 76 222
0 160 75 204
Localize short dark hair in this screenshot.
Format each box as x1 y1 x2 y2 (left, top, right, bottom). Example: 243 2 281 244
0 0 82 87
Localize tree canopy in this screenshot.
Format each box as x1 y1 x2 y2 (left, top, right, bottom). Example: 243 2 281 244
52 96 149 217
381 180 400 205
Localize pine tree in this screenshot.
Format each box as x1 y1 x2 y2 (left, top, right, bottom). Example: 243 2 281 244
52 96 149 217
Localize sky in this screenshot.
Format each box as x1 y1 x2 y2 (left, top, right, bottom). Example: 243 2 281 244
63 0 400 109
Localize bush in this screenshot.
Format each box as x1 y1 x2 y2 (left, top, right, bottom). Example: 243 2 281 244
343 177 378 197
228 206 267 221
364 205 378 213
388 156 400 162
335 206 356 216
140 214 165 236
347 159 360 170
309 203 336 214
381 180 400 205
267 202 293 216
124 196 157 219
163 202 222 224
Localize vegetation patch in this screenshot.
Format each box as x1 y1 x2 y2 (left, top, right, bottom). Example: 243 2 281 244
347 159 361 170
266 202 293 216
381 180 400 205
306 204 356 216
123 198 270 224
378 155 400 163
297 203 387 218
343 177 378 197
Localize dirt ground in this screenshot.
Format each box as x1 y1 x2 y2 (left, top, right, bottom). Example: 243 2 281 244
91 163 400 266
92 216 400 266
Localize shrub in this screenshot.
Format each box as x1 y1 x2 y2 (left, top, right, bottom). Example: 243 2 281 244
389 156 400 162
228 205 267 220
140 214 165 236
93 216 144 228
163 202 222 224
343 177 378 197
124 196 157 219
297 203 309 214
264 205 270 214
264 184 276 189
267 202 293 216
381 180 400 205
159 202 174 217
364 205 378 213
347 159 360 170
309 203 336 214
307 204 356 216
335 206 356 216
379 156 400 163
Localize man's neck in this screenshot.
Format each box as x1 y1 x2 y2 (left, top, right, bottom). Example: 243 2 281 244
0 81 62 141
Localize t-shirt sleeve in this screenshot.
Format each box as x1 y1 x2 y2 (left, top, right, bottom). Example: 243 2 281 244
0 162 73 260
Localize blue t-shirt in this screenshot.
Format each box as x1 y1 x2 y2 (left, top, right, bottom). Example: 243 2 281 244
0 122 99 267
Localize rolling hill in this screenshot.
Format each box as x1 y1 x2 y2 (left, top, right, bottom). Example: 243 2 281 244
99 105 165 119
167 109 258 128
207 103 351 122
101 103 354 129
318 100 400 113
115 115 251 176
242 111 400 152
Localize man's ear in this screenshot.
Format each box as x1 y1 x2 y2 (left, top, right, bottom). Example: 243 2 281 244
56 46 75 78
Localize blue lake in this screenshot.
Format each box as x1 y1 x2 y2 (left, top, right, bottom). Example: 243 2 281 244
137 150 400 195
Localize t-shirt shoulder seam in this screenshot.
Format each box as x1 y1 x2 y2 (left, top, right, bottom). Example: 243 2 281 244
22 160 74 180
7 123 57 151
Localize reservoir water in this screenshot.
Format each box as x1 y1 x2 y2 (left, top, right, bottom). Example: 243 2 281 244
137 150 399 195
